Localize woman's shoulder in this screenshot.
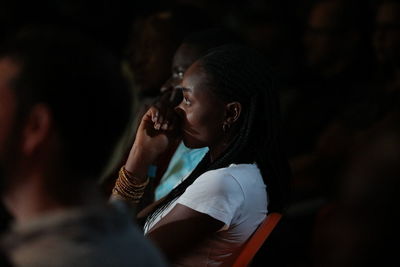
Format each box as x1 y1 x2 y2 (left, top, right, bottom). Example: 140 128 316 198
204 163 258 175
193 163 263 190
202 163 260 180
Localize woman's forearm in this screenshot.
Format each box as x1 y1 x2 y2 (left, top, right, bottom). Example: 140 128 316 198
124 144 155 182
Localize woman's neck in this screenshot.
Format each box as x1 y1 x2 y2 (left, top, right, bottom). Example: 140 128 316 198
209 132 239 163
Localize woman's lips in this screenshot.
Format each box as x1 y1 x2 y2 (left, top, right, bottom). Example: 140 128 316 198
182 128 197 135
182 128 191 135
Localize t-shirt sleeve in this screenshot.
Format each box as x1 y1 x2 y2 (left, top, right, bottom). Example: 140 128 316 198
176 169 245 231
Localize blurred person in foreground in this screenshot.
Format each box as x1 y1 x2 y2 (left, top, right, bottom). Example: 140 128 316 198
0 28 166 267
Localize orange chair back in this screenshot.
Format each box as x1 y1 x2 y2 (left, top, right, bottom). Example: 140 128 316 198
232 212 282 267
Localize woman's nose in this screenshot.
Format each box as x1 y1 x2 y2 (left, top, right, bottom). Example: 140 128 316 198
174 102 185 118
170 88 183 107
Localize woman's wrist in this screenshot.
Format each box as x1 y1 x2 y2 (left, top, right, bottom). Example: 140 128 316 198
112 166 149 204
124 144 155 181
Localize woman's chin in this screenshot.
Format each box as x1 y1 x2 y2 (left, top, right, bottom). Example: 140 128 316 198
182 137 205 149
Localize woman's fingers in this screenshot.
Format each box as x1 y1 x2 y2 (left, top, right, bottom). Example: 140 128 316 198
152 110 159 123
149 107 163 130
147 88 183 133
161 107 178 130
149 103 179 131
161 121 169 130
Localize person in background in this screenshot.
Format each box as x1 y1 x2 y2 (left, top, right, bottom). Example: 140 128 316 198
0 28 166 267
284 0 374 158
371 0 400 107
312 111 400 267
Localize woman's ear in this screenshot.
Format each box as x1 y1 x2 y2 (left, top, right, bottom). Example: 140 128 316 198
225 102 242 124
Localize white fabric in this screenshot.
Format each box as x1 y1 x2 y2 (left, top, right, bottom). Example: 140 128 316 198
144 163 268 267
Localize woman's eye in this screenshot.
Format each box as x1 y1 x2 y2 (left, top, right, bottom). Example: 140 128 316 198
183 96 190 105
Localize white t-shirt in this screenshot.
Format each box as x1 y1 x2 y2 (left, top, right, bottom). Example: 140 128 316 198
144 163 268 267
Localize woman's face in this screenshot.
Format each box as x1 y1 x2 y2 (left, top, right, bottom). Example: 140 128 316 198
174 62 227 151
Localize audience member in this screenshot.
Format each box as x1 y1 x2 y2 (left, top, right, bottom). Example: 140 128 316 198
112 45 291 265
312 111 400 267
284 0 374 158
101 28 243 202
152 28 242 201
0 28 166 267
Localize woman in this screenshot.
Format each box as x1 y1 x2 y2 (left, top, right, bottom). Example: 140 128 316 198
112 45 291 266
153 27 242 200
101 28 239 198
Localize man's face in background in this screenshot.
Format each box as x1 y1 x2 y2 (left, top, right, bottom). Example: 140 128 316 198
374 2 400 67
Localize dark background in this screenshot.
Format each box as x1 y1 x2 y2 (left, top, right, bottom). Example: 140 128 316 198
1 0 399 266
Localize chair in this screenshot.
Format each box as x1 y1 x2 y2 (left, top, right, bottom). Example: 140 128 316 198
232 212 282 267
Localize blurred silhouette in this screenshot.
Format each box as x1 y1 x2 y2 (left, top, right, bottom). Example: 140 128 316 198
252 2 378 266
0 28 166 267
284 0 374 158
312 111 400 267
371 0 400 108
374 0 400 82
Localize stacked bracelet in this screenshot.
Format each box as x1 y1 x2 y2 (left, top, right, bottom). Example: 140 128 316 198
112 166 149 204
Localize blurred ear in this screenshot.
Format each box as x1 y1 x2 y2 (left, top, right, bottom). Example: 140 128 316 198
22 104 53 156
225 102 242 124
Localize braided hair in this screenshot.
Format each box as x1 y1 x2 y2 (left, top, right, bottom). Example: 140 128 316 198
145 44 291 228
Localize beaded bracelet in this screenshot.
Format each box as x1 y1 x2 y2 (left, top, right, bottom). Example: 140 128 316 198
112 166 150 203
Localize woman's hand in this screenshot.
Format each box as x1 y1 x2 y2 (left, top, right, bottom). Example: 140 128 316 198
125 102 182 180
152 88 183 130
136 106 181 158
134 89 182 160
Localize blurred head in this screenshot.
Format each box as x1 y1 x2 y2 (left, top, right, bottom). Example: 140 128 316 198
127 6 214 97
160 43 203 94
128 11 177 96
0 28 132 193
314 128 400 266
160 28 242 93
304 0 367 74
373 1 400 68
229 0 298 64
